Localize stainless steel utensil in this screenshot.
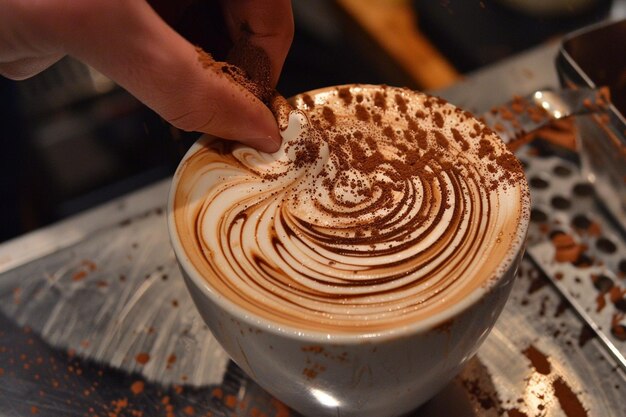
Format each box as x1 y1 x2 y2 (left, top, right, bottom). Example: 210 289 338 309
481 86 609 144
481 82 626 373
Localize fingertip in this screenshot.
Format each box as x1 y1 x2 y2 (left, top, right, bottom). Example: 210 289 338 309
242 134 282 153
236 98 283 152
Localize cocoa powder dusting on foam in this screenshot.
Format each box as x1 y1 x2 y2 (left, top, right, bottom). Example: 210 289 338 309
322 106 336 126
415 127 428 149
451 128 470 151
355 104 370 121
478 138 496 160
395 94 408 114
293 134 322 170
302 94 315 109
374 91 387 109
176 85 528 333
496 153 524 184
337 87 353 105
433 111 445 128
382 126 395 139
433 130 449 149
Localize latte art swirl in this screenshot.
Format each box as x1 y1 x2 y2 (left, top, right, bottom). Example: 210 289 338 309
173 85 529 332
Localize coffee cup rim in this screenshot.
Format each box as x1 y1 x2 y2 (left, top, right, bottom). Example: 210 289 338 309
167 84 531 343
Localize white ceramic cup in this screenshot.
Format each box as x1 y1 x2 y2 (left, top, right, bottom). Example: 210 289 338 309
168 86 530 417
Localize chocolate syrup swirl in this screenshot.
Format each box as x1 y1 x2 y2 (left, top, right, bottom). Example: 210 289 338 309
173 85 529 333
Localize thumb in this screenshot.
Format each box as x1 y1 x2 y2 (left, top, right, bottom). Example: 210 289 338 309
51 1 282 152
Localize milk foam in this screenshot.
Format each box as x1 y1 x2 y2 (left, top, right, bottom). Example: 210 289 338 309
172 85 529 333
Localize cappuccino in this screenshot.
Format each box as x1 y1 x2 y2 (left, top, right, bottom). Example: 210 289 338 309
171 85 529 333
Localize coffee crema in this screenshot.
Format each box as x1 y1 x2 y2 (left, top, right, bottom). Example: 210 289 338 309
172 85 530 333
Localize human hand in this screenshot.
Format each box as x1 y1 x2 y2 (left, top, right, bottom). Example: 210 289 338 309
0 0 293 152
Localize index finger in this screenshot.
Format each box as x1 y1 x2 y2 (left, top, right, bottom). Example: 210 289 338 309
25 0 282 151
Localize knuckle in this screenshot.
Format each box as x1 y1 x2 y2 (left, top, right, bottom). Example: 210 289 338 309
0 60 38 80
167 107 218 133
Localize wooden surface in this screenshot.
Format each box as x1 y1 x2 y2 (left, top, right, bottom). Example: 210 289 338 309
336 0 461 90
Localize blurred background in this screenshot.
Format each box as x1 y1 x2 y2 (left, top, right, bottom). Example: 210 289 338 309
1 0 624 243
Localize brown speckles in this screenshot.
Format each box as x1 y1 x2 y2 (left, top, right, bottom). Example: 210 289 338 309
374 91 387 109
130 380 145 395
71 271 88 282
478 138 496 160
414 127 428 149
522 344 551 375
175 85 527 334
552 377 588 417
322 106 336 126
355 104 370 121
611 313 626 341
382 126 395 139
433 111 445 128
433 131 449 149
302 94 315 108
337 87 353 105
135 352 150 365
394 94 408 114
451 128 470 151
551 233 585 264
302 363 326 380
166 354 177 369
71 260 97 282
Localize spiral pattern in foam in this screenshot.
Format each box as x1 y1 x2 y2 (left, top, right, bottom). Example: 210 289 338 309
173 85 529 333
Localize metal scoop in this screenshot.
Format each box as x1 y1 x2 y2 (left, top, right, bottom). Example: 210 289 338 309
481 87 610 145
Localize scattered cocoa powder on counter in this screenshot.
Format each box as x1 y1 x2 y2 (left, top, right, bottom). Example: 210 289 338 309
166 354 177 369
551 232 586 263
135 352 150 365
611 313 626 341
522 344 552 375
552 377 588 417
71 271 87 282
130 380 144 395
578 325 596 347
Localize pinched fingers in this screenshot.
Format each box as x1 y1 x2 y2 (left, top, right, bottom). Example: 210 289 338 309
3 0 284 152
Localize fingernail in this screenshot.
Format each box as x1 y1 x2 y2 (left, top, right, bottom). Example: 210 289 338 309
245 135 282 153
